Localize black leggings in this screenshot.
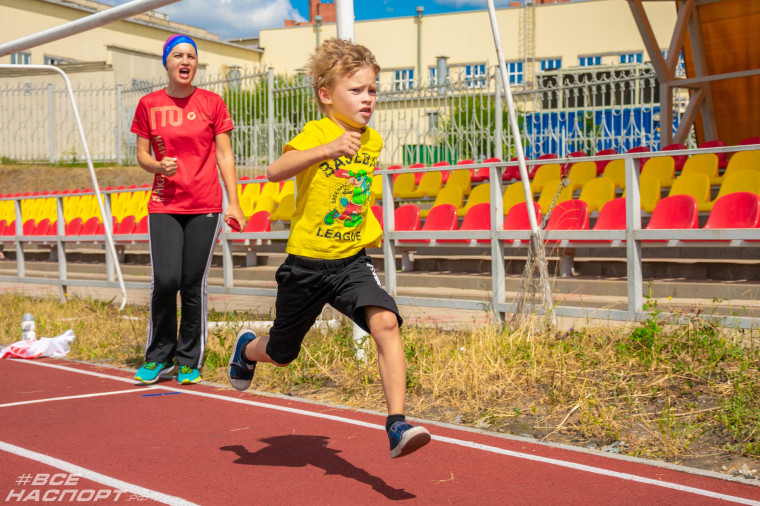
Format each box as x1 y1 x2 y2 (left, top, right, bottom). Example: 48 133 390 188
145 213 221 368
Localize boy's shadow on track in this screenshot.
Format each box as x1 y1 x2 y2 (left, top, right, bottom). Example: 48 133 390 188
220 435 416 501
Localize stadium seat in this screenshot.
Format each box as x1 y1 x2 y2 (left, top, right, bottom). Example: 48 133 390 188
134 216 149 241
420 184 463 218
79 217 100 236
371 205 383 230
439 202 491 244
626 145 652 171
22 219 36 236
503 181 534 216
566 161 597 190
714 150 760 185
501 157 523 182
702 192 760 232
399 203 457 244
562 151 588 174
472 157 501 183
602 159 626 189
416 170 444 198
701 170 760 212
644 194 699 242
458 183 491 217
636 173 662 213
593 148 618 175
529 153 560 178
403 162 424 186
537 179 574 214
387 164 402 183
544 199 590 244
273 193 295 222
432 161 451 184
0 220 6 236
393 204 421 239
31 218 51 237
371 174 383 200
279 179 295 200
64 217 83 236
393 172 418 199
698 140 728 169
252 195 277 216
114 215 136 235
259 181 280 202
681 153 719 181
662 143 688 171
572 197 626 245
640 156 675 188
531 163 562 192
503 201 542 245
240 182 260 217
445 168 472 196
669 172 712 212
578 176 616 212
738 136 760 146
232 210 271 244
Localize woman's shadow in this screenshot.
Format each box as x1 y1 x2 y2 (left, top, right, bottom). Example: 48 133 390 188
220 435 415 501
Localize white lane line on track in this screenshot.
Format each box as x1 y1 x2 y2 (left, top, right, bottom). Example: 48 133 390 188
0 441 198 506
13 359 760 505
0 388 158 408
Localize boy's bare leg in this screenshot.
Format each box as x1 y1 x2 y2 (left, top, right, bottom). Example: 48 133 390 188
365 305 406 414
244 334 282 365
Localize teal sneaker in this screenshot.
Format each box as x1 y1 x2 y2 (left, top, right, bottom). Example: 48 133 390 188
177 366 201 385
135 361 174 384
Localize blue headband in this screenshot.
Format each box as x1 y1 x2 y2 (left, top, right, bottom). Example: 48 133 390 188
162 35 198 67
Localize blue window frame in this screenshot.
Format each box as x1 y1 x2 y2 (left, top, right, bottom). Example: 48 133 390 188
540 58 561 71
428 66 450 86
507 61 523 84
393 69 414 90
579 56 601 67
619 53 643 64
465 64 487 88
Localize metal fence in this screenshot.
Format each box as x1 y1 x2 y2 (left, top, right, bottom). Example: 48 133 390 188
0 63 694 173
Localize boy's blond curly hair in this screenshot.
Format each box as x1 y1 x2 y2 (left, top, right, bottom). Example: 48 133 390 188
306 37 381 114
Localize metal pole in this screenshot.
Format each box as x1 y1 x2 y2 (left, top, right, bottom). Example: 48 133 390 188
486 0 537 233
115 84 123 165
416 6 425 85
335 0 355 42
0 0 182 57
47 84 55 164
267 68 275 166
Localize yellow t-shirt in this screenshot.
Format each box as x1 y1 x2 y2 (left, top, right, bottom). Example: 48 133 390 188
284 117 383 259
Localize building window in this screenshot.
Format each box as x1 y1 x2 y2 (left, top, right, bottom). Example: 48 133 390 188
10 52 30 65
578 56 602 67
44 56 75 66
539 58 561 71
507 61 523 84
428 67 450 86
619 52 642 64
465 64 487 88
393 69 414 90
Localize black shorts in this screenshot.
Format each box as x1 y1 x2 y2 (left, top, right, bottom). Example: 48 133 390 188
266 249 402 364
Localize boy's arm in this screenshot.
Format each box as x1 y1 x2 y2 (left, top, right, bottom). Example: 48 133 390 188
267 131 362 182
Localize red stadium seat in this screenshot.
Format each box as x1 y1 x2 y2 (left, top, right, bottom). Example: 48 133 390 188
544 199 590 244
0 220 7 236
439 202 491 244
133 216 149 242
394 204 421 237
399 203 457 244
594 148 618 175
409 162 426 186
530 153 559 178
432 161 451 183
3 220 16 236
65 217 83 236
114 215 136 240
698 139 728 169
703 192 760 231
626 145 652 171
22 219 36 236
573 197 626 245
738 136 760 146
232 210 271 244
503 201 542 245
662 143 688 171
644 194 698 242
472 157 501 183
79 217 100 236
31 218 51 236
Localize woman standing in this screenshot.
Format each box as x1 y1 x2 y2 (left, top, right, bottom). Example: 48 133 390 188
130 34 246 385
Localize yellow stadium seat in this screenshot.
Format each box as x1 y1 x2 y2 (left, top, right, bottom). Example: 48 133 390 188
371 174 383 200
420 184 463 218
259 181 280 203
702 170 760 212
252 195 277 216
530 163 561 193
393 172 417 199
669 172 712 212
602 159 626 189
239 183 261 217
272 193 295 222
445 169 472 196
458 183 491 218
713 150 760 185
502 181 533 215
279 180 295 200
681 153 719 181
635 174 662 213
537 179 574 214
566 161 597 190
416 171 443 198
578 176 616 212
640 156 675 189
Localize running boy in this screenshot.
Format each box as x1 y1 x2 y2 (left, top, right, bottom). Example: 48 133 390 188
227 38 430 458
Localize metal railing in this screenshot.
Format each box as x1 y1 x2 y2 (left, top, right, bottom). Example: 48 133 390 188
1 63 693 174
2 145 759 329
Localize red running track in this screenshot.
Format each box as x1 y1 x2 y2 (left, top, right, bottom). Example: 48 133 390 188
1 358 759 505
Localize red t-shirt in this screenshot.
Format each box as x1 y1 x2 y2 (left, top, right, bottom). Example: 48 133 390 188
130 88 234 214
